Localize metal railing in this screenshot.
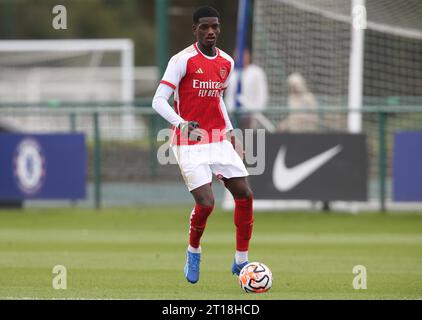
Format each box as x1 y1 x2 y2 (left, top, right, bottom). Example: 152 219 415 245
1 102 421 210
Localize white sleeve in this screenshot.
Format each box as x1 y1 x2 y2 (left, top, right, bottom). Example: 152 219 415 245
160 55 186 90
224 72 237 112
152 84 184 127
219 95 233 131
222 56 236 112
223 57 235 89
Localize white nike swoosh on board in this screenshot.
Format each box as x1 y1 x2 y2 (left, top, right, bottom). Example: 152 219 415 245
272 145 343 192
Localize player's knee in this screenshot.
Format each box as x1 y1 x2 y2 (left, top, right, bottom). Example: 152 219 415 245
245 188 253 200
196 196 215 209
234 187 253 200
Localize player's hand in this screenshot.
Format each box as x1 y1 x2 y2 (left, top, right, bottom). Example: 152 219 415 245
179 121 204 141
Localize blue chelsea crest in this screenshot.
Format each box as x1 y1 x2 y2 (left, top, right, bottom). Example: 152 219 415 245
13 138 46 194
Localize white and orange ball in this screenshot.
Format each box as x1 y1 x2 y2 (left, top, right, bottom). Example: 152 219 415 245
238 262 272 293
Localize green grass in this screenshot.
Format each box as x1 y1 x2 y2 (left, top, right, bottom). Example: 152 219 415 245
0 207 422 299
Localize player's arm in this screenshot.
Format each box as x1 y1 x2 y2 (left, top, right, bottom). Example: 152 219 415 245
152 54 188 127
152 55 204 141
152 85 204 141
152 83 184 127
220 58 245 158
220 95 244 159
220 95 233 132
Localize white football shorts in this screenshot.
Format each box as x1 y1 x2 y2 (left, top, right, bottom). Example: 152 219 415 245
171 140 249 191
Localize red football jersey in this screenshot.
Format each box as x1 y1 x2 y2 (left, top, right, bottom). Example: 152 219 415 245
160 43 234 145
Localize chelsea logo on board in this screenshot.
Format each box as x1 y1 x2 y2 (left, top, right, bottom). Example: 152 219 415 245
13 138 46 194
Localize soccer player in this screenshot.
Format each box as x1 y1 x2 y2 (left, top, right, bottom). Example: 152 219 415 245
152 6 254 284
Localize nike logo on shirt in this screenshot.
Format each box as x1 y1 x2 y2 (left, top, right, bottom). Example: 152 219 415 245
272 145 343 192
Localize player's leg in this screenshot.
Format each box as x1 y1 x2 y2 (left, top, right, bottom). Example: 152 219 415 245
172 143 215 284
209 140 253 275
223 176 254 275
183 183 215 284
189 183 215 251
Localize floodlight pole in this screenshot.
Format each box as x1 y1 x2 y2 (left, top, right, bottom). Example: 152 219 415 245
155 0 169 78
348 0 366 133
153 0 169 178
348 0 366 213
3 1 15 38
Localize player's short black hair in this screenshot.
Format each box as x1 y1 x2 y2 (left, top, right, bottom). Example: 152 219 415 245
193 6 220 24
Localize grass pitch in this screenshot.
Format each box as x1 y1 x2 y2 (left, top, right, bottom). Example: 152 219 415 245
0 207 421 300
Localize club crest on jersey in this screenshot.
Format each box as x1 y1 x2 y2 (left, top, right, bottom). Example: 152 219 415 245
220 67 227 79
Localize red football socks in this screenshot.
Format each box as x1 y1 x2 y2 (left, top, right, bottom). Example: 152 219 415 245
189 203 214 249
234 197 254 252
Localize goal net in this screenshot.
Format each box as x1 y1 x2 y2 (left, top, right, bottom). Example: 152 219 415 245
253 0 422 110
0 39 139 139
223 0 422 211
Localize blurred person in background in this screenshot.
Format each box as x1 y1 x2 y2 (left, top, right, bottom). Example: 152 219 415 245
278 72 331 211
225 48 270 130
278 72 320 132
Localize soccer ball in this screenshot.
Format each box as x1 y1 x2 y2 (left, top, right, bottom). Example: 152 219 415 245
238 262 272 293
